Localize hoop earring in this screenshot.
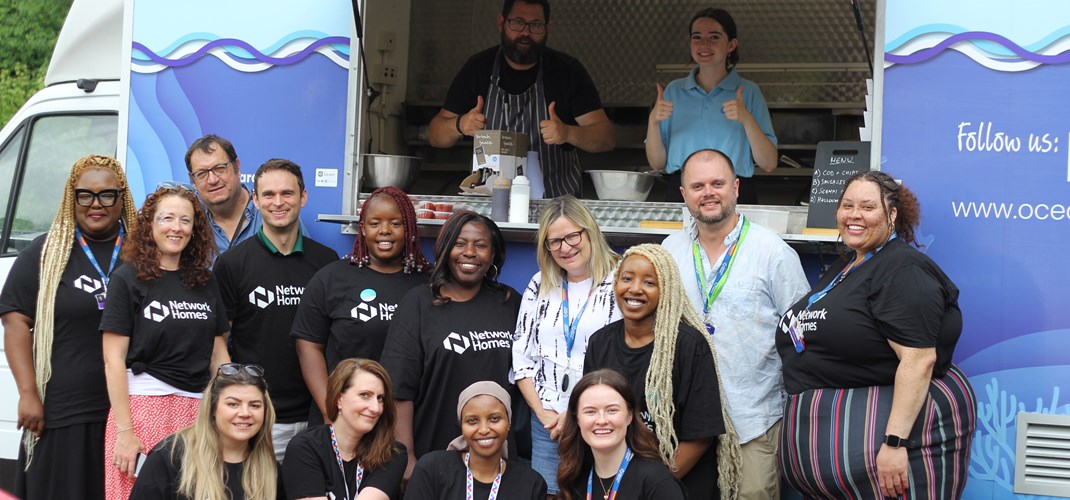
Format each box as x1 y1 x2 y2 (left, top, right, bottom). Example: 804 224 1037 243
486 264 499 280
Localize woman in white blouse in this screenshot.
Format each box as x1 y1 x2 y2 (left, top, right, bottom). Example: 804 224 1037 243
512 195 622 496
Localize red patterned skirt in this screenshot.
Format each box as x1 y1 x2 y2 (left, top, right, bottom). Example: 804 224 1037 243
104 394 200 500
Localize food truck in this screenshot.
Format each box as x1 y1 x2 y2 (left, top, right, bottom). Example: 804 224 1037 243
0 0 1066 497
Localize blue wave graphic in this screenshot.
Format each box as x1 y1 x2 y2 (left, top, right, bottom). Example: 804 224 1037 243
886 23 1070 57
886 31 1070 65
132 30 350 61
132 36 350 68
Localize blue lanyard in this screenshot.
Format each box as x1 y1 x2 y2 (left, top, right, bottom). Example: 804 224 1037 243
587 448 633 500
561 277 594 355
74 226 123 288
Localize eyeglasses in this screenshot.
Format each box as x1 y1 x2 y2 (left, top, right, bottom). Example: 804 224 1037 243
505 17 546 34
544 229 585 251
189 162 232 182
74 188 122 207
155 213 194 228
218 363 265 378
157 180 195 192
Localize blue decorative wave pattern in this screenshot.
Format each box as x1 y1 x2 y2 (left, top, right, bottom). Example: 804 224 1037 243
131 32 350 70
885 24 1070 67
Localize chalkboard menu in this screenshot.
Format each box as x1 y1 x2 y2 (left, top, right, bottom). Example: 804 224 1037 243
804 141 871 234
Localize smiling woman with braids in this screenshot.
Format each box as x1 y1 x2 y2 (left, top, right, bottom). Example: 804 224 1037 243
292 186 431 424
583 244 740 499
1 155 137 500
100 184 231 499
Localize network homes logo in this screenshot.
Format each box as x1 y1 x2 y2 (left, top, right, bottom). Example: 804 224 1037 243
143 300 211 322
441 330 511 355
72 275 103 294
248 285 304 309
350 288 398 323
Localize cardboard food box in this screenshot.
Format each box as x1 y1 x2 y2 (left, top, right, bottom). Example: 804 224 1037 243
473 130 528 180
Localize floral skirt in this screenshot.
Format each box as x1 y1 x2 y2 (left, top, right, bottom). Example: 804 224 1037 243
779 364 976 499
104 394 200 500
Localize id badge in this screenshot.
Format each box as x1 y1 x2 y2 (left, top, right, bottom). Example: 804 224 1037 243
787 316 806 353
95 292 107 310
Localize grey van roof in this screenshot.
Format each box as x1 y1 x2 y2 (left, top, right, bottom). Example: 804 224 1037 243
46 0 123 86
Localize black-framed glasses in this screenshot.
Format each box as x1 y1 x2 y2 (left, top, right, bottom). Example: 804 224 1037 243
157 180 195 192
545 229 585 251
189 162 232 182
218 363 265 378
505 17 546 34
74 188 122 207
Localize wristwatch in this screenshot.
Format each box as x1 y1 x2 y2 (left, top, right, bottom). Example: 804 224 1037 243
883 434 917 449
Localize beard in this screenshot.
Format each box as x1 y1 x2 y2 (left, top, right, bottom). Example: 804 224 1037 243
689 197 737 225
501 31 546 66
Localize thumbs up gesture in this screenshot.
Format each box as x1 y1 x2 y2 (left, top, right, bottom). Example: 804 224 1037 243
540 101 568 145
722 86 753 124
460 95 486 137
650 83 673 123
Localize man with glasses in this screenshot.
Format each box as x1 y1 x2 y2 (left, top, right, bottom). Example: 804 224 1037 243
662 149 810 498
184 134 261 255
213 159 338 462
427 0 614 198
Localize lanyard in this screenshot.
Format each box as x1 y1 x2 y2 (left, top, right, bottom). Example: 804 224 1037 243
328 425 363 500
692 216 750 317
587 448 633 500
561 278 595 356
464 452 503 500
787 234 896 353
74 226 123 288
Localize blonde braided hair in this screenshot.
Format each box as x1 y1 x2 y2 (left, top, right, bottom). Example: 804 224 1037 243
622 244 743 499
24 155 138 467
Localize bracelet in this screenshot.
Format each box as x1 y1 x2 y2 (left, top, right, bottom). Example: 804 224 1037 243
116 426 134 433
455 114 465 137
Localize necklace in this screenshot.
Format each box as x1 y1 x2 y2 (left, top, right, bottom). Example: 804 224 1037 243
598 475 612 500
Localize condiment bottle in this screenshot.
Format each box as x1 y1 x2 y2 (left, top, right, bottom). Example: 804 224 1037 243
509 171 530 223
491 175 511 222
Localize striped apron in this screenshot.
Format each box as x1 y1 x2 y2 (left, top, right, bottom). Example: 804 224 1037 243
483 48 582 198
779 364 977 499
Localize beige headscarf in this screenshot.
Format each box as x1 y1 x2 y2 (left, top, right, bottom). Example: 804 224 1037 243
446 381 512 457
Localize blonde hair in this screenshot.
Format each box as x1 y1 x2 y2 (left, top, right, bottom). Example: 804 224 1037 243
621 244 742 498
535 196 620 296
174 371 278 500
24 155 138 466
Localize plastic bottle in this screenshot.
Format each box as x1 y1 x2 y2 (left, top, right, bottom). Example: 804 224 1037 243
525 151 545 199
491 175 511 222
509 172 530 223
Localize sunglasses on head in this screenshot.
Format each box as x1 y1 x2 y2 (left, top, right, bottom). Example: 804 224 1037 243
157 180 195 192
217 363 265 378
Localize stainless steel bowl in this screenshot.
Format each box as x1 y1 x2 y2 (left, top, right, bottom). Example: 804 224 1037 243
587 170 656 201
361 154 421 191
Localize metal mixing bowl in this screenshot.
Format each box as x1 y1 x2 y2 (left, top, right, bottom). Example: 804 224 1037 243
361 154 421 191
587 170 656 201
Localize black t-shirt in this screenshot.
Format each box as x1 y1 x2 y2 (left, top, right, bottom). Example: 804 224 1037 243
282 425 407 500
0 234 119 427
565 456 687 500
130 434 283 500
443 46 604 126
380 285 521 458
99 265 229 393
776 238 963 395
214 235 338 422
584 321 724 499
403 450 546 500
291 262 427 369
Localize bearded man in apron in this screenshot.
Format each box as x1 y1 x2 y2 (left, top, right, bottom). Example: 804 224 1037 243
429 0 616 199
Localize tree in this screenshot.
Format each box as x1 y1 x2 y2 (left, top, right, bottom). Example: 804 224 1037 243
0 0 73 125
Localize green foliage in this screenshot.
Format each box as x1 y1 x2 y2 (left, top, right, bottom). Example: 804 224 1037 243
0 63 47 126
0 0 71 126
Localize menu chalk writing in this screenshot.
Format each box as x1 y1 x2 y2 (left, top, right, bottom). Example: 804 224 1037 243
805 141 870 232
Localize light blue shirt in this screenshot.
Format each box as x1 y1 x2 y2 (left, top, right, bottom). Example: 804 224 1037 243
658 68 777 178
204 185 262 257
662 215 809 443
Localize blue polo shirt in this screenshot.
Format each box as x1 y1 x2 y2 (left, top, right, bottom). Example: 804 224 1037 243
658 67 777 178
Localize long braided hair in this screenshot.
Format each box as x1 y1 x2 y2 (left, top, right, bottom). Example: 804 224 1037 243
26 155 138 466
348 187 431 274
621 244 742 498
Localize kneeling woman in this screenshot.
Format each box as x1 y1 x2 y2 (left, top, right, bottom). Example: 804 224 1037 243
405 381 546 499
557 370 686 499
283 358 407 499
584 244 740 498
130 363 279 499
